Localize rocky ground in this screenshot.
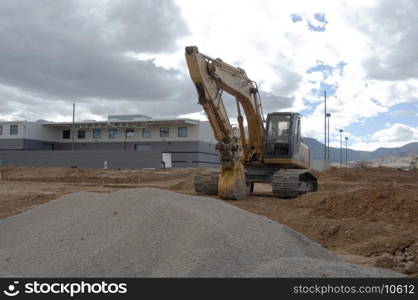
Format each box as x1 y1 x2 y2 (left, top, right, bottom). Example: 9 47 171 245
0 166 417 276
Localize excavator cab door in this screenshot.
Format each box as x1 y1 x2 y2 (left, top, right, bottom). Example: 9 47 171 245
265 112 300 159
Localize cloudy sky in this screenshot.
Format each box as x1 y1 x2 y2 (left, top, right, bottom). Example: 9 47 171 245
0 0 417 150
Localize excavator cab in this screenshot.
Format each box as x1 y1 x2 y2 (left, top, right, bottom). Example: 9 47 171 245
265 112 301 159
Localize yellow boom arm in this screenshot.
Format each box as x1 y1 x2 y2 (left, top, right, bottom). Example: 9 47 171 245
185 46 265 199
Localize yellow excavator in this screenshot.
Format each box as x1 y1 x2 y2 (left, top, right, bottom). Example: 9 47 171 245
185 46 317 200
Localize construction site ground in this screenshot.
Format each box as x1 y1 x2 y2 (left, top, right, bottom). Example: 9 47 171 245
0 166 417 277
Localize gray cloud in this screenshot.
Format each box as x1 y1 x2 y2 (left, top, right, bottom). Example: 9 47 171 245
391 109 418 117
203 89 294 122
271 53 303 97
260 92 294 113
354 0 418 80
0 0 301 121
0 84 76 121
229 53 301 116
107 0 188 53
0 0 196 120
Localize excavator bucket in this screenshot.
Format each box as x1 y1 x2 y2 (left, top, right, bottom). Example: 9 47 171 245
218 160 247 200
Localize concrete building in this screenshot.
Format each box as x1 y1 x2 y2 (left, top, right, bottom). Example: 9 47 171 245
0 115 219 169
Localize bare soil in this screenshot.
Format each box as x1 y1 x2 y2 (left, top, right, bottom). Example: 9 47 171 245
0 166 417 276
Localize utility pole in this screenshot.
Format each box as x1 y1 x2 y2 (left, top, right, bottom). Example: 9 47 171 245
324 90 327 161
72 102 75 151
345 137 348 168
326 113 331 162
339 129 343 168
124 127 127 150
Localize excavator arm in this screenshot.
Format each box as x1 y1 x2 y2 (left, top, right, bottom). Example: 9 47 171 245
185 46 265 199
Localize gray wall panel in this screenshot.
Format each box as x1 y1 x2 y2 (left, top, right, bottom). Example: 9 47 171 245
199 152 220 163
0 139 59 150
0 139 24 150
25 139 58 150
0 151 162 169
198 141 217 154
0 140 220 168
54 141 205 152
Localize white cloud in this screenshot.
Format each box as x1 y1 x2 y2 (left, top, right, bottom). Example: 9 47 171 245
175 0 393 140
346 123 418 151
372 123 418 143
178 111 208 121
145 0 418 150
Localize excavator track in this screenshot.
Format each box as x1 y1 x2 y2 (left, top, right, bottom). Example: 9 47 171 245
194 170 219 195
272 169 317 198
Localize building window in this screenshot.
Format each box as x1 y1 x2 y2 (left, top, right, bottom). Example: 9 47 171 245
126 128 135 137
93 128 101 139
10 125 18 135
78 129 86 139
160 127 169 138
0 125 3 135
109 128 118 139
62 130 71 139
178 127 188 137
142 128 152 138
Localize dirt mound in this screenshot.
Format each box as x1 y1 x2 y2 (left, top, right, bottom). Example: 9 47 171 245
306 185 418 226
286 169 418 276
319 167 418 184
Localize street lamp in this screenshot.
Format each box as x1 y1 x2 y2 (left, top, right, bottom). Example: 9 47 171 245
72 103 76 151
339 129 343 168
326 113 331 162
345 137 348 168
324 90 327 161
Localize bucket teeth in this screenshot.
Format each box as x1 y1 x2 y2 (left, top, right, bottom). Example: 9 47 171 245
194 161 248 200
218 161 247 200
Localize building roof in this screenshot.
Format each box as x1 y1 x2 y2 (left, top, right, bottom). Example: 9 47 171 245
0 120 29 124
41 118 200 129
108 114 152 121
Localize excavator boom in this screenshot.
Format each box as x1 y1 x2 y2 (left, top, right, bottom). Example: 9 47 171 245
185 46 264 199
185 46 265 159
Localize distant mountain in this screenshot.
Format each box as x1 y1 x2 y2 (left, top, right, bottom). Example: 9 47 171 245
304 137 418 163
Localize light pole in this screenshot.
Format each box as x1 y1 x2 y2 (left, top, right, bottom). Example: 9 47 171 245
324 90 327 161
72 103 75 151
339 129 343 168
326 113 331 162
345 137 348 168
